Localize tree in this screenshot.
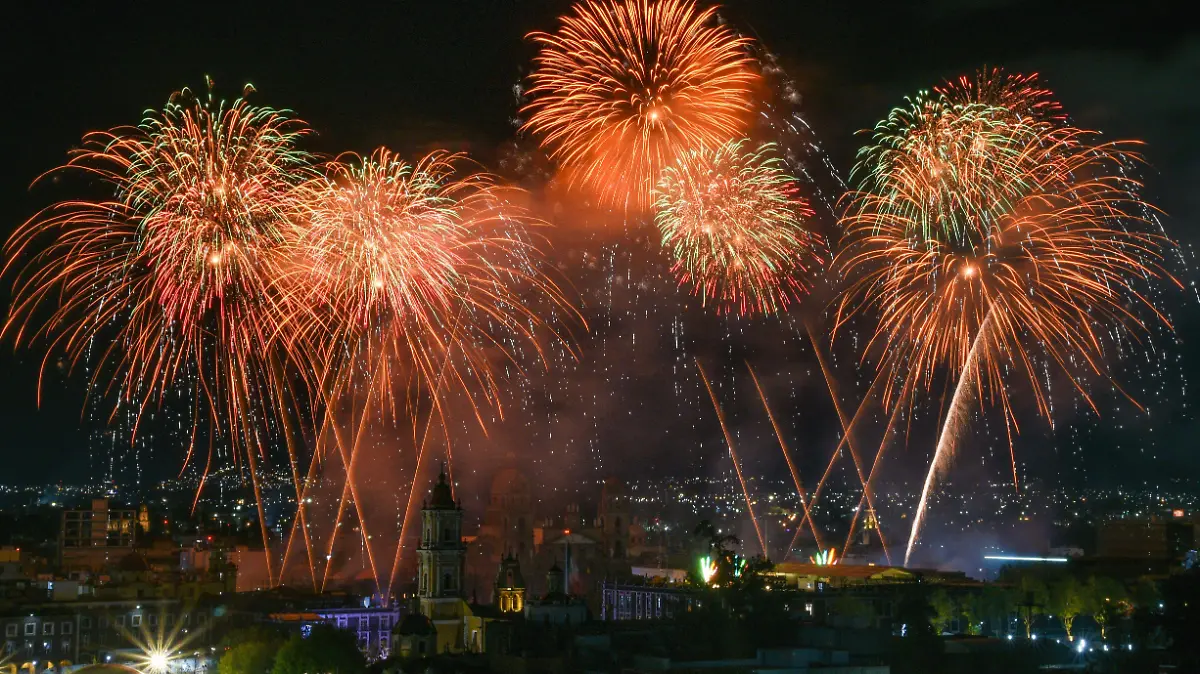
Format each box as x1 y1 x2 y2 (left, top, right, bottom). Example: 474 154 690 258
1049 576 1086 641
829 595 876 628
959 592 986 635
929 589 956 634
1011 573 1049 638
977 584 1014 636
1086 576 1127 640
271 626 365 674
220 625 288 650
892 589 945 674
219 642 277 674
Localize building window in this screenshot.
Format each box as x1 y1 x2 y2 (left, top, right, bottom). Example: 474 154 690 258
61 638 70 652
4 624 15 637
149 614 158 626
62 622 72 634
116 616 125 627
131 614 142 627
81 617 91 629
24 622 36 636
82 634 90 646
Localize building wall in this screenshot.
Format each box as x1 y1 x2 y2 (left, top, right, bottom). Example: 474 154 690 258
1 599 217 667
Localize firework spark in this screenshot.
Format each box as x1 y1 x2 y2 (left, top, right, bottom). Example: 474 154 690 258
3 81 315 584
836 72 1177 565
654 140 821 315
523 0 758 210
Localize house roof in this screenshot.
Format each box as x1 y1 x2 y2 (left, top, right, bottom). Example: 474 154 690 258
772 562 914 580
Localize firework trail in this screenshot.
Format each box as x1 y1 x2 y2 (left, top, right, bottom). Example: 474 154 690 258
3 80 315 585
523 0 758 211
747 363 824 554
836 70 1178 565
697 358 767 557
905 310 992 565
653 140 821 315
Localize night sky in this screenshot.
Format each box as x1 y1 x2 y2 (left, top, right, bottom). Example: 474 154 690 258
1 0 1197 492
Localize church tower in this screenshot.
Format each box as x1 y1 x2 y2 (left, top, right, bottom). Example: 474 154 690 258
494 553 526 614
417 467 466 652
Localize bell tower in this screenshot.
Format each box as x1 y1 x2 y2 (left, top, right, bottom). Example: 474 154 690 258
418 467 465 600
494 553 526 614
416 467 469 654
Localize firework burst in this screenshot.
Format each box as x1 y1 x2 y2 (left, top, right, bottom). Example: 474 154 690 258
835 73 1178 564
654 139 821 315
3 81 315 582
523 0 758 210
280 148 574 594
285 148 568 416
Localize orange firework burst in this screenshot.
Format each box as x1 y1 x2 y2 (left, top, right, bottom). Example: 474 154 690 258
285 148 567 412
522 0 758 211
280 148 573 594
839 91 1172 426
836 72 1178 564
2 81 314 582
654 139 821 315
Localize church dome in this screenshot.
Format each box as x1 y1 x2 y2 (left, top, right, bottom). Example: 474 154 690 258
491 468 530 499
495 553 525 589
394 612 436 636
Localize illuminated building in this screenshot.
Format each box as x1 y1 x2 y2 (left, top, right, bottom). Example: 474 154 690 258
270 607 399 658
0 599 217 668
599 581 697 621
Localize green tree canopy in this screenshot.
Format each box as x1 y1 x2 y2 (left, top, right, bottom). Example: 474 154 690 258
929 589 956 634
219 642 277 674
1049 575 1086 640
1085 576 1127 639
271 625 365 674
